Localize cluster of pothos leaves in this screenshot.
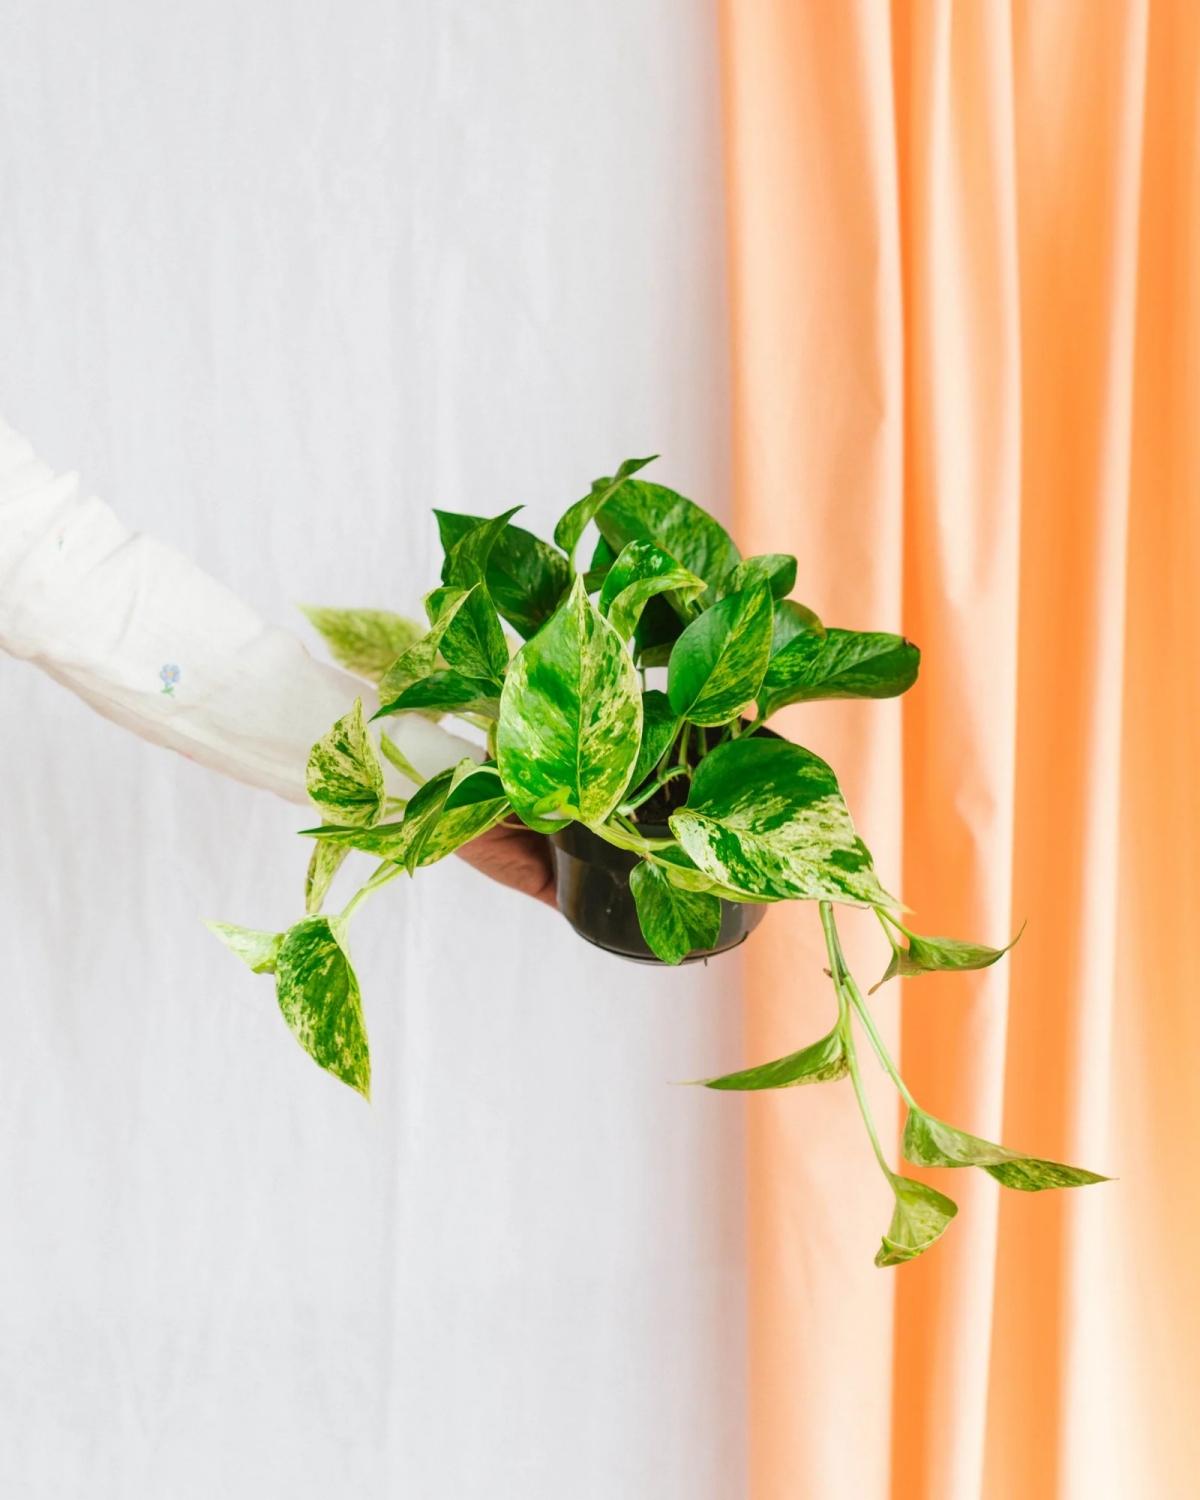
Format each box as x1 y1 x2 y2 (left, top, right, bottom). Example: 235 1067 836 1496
208 457 1106 1267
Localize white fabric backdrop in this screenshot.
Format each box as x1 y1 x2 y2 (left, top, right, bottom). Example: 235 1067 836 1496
0 3 743 1496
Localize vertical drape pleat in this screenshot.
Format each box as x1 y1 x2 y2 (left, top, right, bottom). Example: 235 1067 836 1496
720 0 1200 1494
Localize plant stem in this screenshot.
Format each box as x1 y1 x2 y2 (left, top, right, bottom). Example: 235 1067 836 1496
824 902 918 1109
677 721 692 771
619 764 690 816
821 903 891 1175
340 859 406 921
595 816 676 856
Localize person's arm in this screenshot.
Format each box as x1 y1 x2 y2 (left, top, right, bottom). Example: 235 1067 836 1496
0 417 471 800
0 417 556 904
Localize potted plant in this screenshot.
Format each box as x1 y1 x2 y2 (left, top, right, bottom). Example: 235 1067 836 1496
209 458 1105 1266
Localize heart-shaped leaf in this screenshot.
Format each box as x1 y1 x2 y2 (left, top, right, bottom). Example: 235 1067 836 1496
594 480 741 601
553 456 659 563
669 737 889 904
305 699 386 828
435 511 571 639
699 1025 847 1090
376 588 473 707
902 1109 1108 1191
274 916 370 1099
760 628 920 717
667 585 774 726
497 576 642 832
415 762 510 867
205 921 283 974
628 689 679 795
871 925 1023 992
723 553 798 602
305 840 349 914
376 669 501 721
425 582 508 684
629 859 721 964
441 507 523 589
772 597 825 648
298 607 426 683
598 540 707 640
875 1175 958 1267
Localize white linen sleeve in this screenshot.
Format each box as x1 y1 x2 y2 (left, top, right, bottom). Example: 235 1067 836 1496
0 418 474 804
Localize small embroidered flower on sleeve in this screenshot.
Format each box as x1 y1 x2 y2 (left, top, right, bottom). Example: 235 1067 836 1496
159 663 181 695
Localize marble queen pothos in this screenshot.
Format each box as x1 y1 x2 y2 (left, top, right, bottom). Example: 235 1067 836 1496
208 458 1106 1268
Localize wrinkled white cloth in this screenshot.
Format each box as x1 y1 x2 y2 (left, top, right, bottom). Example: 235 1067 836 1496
0 417 470 802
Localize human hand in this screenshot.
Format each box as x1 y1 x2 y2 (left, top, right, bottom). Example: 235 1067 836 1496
455 819 558 907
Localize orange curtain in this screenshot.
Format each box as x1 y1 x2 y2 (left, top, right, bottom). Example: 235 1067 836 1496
719 2 1200 1496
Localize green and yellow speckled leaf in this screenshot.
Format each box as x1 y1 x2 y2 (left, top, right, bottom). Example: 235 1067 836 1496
376 669 501 721
669 737 889 905
304 839 349 914
594 479 741 602
629 859 721 964
205 921 283 974
298 606 426 683
598 539 707 640
375 588 472 708
902 1109 1108 1192
771 597 826 650
876 1175 958 1267
497 576 642 832
274 916 370 1099
722 553 797 603
305 699 386 828
415 763 510 867
871 926 1023 992
428 582 508 684
760 628 920 718
667 585 773 726
435 511 571 639
699 1025 847 1090
441 508 523 590
553 457 659 563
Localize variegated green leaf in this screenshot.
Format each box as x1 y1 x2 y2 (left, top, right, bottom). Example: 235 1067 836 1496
700 1026 847 1090
376 588 472 707
442 508 523 589
902 1109 1108 1192
304 839 349 914
435 511 571 639
305 699 386 828
629 859 721 964
430 582 508 684
667 585 774 726
876 1175 958 1267
298 606 426 683
205 921 283 974
871 925 1023 993
772 597 825 650
669 737 889 904
628 689 679 795
722 553 797 602
300 820 414 858
497 576 642 832
553 456 659 563
760 628 920 717
274 916 370 1099
598 539 706 640
376 669 501 721
415 762 510 867
594 479 741 602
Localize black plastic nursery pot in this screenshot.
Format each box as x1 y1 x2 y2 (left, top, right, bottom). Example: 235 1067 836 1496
551 821 768 965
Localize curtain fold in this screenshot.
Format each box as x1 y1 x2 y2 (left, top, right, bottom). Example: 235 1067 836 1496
720 2 1199 1495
